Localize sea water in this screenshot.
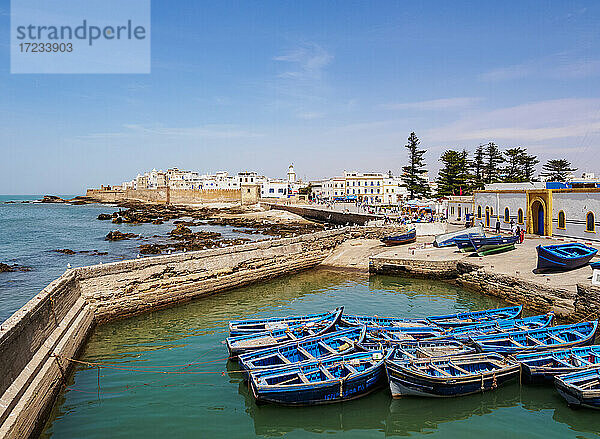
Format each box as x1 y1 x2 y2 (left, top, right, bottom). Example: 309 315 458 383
0 196 264 323
40 270 600 439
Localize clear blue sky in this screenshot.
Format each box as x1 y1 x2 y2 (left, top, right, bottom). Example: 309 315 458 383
1 0 600 194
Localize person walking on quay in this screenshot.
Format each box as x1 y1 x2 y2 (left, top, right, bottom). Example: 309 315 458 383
520 228 525 243
495 219 501 234
515 225 521 242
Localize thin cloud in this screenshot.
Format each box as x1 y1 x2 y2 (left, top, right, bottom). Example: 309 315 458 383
76 124 263 140
274 43 333 80
382 97 482 111
481 53 600 82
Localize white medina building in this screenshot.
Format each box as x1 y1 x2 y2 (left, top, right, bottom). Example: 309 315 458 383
200 171 239 190
323 177 346 200
382 175 407 205
473 181 600 242
446 196 474 223
166 168 201 190
261 180 289 198
343 171 384 203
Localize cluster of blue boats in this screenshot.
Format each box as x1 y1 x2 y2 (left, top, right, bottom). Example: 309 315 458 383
226 306 600 409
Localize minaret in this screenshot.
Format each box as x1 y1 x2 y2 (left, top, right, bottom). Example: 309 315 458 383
287 164 296 183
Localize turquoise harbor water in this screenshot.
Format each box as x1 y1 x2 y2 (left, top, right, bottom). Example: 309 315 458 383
0 195 263 323
40 271 600 439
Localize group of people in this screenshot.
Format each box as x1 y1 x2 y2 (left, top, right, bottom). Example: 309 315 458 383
492 219 525 243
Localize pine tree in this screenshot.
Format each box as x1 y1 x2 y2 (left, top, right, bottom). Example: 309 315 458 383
484 142 503 184
521 152 540 182
436 150 470 197
540 159 577 182
470 144 486 189
503 147 527 182
401 132 430 199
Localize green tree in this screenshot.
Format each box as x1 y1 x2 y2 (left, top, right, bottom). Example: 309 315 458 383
521 152 540 182
503 147 527 182
484 142 503 184
469 144 486 190
401 132 430 199
540 159 577 182
503 147 539 182
436 149 470 196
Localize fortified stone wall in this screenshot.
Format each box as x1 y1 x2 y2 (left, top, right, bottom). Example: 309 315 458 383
266 203 381 226
86 188 243 205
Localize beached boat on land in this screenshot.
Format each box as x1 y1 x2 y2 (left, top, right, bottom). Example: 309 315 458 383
226 308 343 356
427 306 522 328
238 326 366 377
229 309 338 336
471 321 598 355
454 235 486 252
555 368 600 409
249 350 391 405
515 345 600 384
380 228 417 246
536 243 598 272
443 314 553 340
433 226 485 248
385 353 519 398
469 235 519 256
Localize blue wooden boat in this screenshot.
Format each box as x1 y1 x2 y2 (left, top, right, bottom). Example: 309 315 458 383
365 325 445 343
249 350 391 405
387 340 476 359
381 228 416 246
226 308 344 356
536 243 598 271
555 368 600 409
470 235 519 256
515 345 600 384
443 314 554 340
238 327 367 377
385 353 519 398
342 314 432 328
590 261 600 270
427 305 522 328
228 309 337 336
433 226 485 248
471 321 598 355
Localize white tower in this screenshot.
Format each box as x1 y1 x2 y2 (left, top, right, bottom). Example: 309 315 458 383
287 164 296 183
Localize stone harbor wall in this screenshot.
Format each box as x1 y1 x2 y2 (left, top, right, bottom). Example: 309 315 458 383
86 187 246 205
0 225 397 439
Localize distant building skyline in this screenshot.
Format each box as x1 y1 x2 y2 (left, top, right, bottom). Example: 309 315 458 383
2 1 600 194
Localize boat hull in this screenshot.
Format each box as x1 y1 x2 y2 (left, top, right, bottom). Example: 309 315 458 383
381 229 416 246
470 236 519 256
536 244 598 272
555 370 600 409
386 360 519 398
433 227 484 248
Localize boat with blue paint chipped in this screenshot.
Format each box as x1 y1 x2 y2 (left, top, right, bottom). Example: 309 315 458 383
443 314 554 340
249 350 391 405
515 345 600 384
433 226 485 248
555 368 600 409
536 243 598 272
238 326 366 377
365 325 446 343
427 305 522 328
228 308 339 337
386 340 476 360
470 235 519 256
471 321 598 355
226 307 344 356
380 228 417 246
385 353 519 398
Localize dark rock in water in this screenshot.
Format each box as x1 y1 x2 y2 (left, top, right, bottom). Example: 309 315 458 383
97 213 112 220
105 231 139 241
54 249 76 255
112 217 123 224
0 263 13 272
169 224 193 237
139 244 166 254
152 219 164 225
0 263 32 272
40 195 66 203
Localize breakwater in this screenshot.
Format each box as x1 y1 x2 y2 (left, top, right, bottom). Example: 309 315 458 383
0 226 398 439
265 203 381 226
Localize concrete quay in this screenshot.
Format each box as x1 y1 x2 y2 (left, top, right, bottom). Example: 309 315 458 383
370 235 600 319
